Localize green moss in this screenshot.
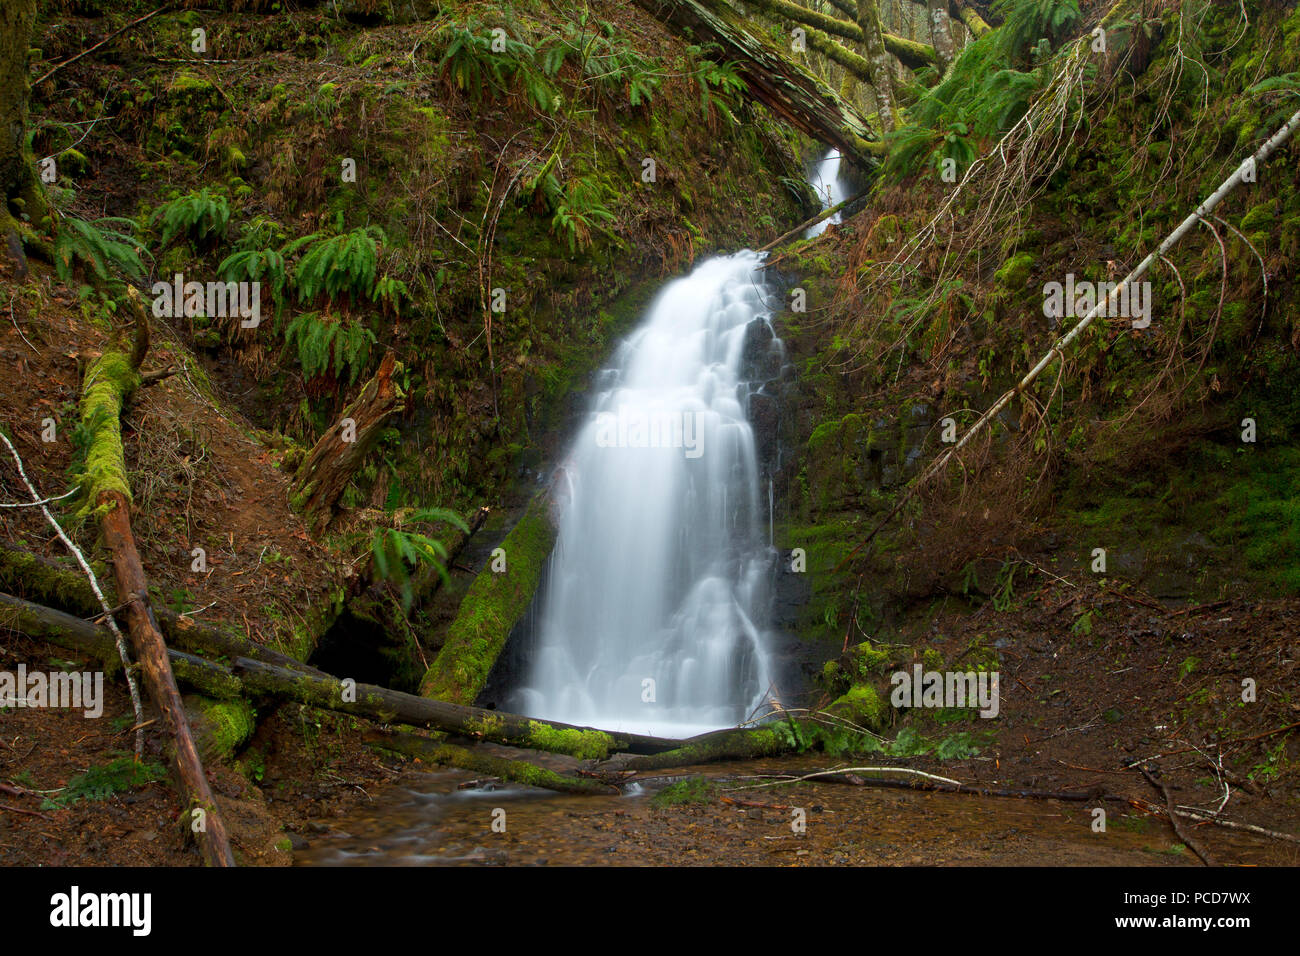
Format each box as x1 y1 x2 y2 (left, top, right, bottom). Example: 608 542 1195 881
845 640 890 677
419 493 556 704
828 684 888 731
75 350 139 516
994 251 1035 289
524 721 614 760
186 695 257 762
651 777 716 806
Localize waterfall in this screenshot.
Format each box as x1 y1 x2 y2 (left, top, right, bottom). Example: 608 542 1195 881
805 148 849 238
513 252 777 738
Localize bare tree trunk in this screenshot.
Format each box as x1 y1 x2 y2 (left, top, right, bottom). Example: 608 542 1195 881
926 0 956 70
856 0 898 132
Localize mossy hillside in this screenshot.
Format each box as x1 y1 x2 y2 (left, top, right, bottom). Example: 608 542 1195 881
773 0 1300 652
418 492 555 704
34 0 808 533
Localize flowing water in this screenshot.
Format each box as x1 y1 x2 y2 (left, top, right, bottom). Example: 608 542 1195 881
507 251 779 739
804 148 849 238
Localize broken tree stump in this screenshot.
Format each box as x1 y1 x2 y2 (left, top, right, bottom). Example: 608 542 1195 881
290 349 405 535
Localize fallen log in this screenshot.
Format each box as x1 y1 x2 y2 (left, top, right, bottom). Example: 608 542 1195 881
231 656 677 758
290 349 405 534
76 295 235 868
0 537 325 676
757 185 872 252
596 724 797 772
363 730 618 795
0 592 687 759
419 492 556 705
631 0 881 166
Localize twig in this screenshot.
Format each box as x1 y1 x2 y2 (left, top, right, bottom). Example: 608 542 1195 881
33 5 173 87
1139 764 1217 866
0 430 145 758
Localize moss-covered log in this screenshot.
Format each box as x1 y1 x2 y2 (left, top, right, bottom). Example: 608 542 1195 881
290 349 404 534
77 307 236 868
0 537 326 676
951 0 992 38
184 694 257 763
596 725 797 772
0 589 686 760
418 492 555 705
630 0 881 163
363 730 618 795
0 591 246 700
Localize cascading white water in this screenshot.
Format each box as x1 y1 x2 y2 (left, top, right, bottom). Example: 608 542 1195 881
514 252 777 738
805 148 849 238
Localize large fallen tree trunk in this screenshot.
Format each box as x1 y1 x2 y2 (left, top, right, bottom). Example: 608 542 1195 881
631 0 882 165
0 591 685 759
75 298 235 867
419 493 555 705
290 349 404 534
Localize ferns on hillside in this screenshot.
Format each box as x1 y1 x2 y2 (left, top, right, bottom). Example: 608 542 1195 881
883 31 1043 180
152 187 231 246
370 506 470 610
293 225 385 306
284 310 377 383
994 0 1082 63
549 173 618 253
687 49 746 128
52 215 146 285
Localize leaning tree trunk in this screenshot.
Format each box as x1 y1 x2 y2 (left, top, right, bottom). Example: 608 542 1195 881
77 294 235 867
856 0 898 133
951 0 992 39
290 349 404 534
745 0 938 72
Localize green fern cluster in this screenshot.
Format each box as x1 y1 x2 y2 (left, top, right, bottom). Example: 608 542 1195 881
152 187 231 247
686 48 746 128
539 13 661 108
371 506 470 610
884 31 1043 180
994 0 1082 63
293 225 385 306
53 215 146 285
284 311 377 383
547 173 618 253
437 20 554 109
40 756 167 810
